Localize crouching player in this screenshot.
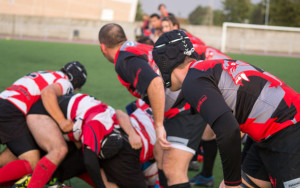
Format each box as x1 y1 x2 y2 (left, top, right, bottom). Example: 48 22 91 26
24 94 158 188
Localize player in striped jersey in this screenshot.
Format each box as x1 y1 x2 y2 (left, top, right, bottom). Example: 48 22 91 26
153 30 300 188
27 93 118 188
0 61 87 187
26 95 157 188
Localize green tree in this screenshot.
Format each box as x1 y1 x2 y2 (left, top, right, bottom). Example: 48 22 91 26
250 1 265 24
213 9 226 26
135 1 143 21
188 5 210 25
269 0 300 27
222 0 252 23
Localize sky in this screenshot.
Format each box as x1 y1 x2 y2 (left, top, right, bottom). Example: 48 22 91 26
139 0 262 18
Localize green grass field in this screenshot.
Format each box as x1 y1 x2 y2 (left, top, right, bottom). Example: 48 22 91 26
0 38 299 188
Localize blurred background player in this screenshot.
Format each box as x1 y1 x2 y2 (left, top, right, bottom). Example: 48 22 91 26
149 13 163 42
158 4 174 19
0 61 87 187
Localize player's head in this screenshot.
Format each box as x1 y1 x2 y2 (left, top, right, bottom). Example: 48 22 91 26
98 23 127 48
61 61 87 89
99 129 123 159
99 23 127 62
152 30 195 88
150 13 162 29
137 36 154 46
162 15 180 33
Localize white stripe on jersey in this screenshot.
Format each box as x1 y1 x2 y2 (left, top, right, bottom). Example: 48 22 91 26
92 107 115 130
7 97 27 113
130 105 156 161
13 77 40 96
66 93 116 142
67 93 102 120
0 71 72 114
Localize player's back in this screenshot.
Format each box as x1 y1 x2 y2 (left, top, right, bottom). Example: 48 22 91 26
0 71 69 114
188 59 300 141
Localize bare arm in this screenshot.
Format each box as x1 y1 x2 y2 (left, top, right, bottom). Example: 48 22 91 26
115 110 142 149
41 83 73 132
147 77 170 149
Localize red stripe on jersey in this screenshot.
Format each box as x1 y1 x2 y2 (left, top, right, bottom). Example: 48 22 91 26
52 72 66 84
30 73 49 91
117 74 142 99
70 94 88 120
125 44 153 56
66 131 77 142
131 113 154 163
7 85 31 101
240 117 293 142
136 99 149 111
133 68 142 88
164 103 191 118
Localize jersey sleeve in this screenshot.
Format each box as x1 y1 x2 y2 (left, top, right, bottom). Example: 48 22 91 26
55 78 74 95
117 56 159 97
182 69 232 125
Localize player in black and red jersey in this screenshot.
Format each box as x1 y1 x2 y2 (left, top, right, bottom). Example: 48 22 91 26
99 23 210 188
153 30 300 188
98 23 167 149
0 61 87 187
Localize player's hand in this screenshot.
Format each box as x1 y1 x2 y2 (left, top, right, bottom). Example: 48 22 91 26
155 126 171 150
59 119 74 133
129 133 143 150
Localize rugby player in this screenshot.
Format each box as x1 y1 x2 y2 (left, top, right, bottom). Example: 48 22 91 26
98 23 210 188
18 95 158 188
153 30 300 188
0 61 87 187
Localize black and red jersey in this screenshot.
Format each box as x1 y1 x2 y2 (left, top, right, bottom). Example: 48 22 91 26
114 41 159 100
183 59 300 142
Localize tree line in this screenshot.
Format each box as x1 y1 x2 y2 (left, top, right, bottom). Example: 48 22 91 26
136 0 300 27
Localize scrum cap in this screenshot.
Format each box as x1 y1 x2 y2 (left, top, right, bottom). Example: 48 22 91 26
61 61 87 89
99 129 123 159
152 30 196 88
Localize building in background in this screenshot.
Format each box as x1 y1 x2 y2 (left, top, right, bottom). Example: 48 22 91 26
0 0 138 22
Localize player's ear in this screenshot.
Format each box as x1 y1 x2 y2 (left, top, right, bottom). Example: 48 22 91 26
100 43 107 53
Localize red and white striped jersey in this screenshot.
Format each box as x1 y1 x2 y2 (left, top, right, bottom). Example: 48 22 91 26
0 71 73 115
64 94 117 147
130 99 156 163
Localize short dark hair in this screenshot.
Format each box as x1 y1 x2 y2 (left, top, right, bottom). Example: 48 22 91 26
137 36 154 46
98 23 127 48
158 4 166 10
150 13 160 19
162 15 180 29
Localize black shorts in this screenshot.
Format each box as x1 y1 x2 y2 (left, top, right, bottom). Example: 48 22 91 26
164 109 207 154
28 95 70 117
242 123 300 188
53 142 86 181
0 99 30 144
6 132 39 156
99 137 147 188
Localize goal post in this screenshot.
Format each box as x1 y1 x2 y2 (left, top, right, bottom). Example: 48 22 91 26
221 22 300 55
